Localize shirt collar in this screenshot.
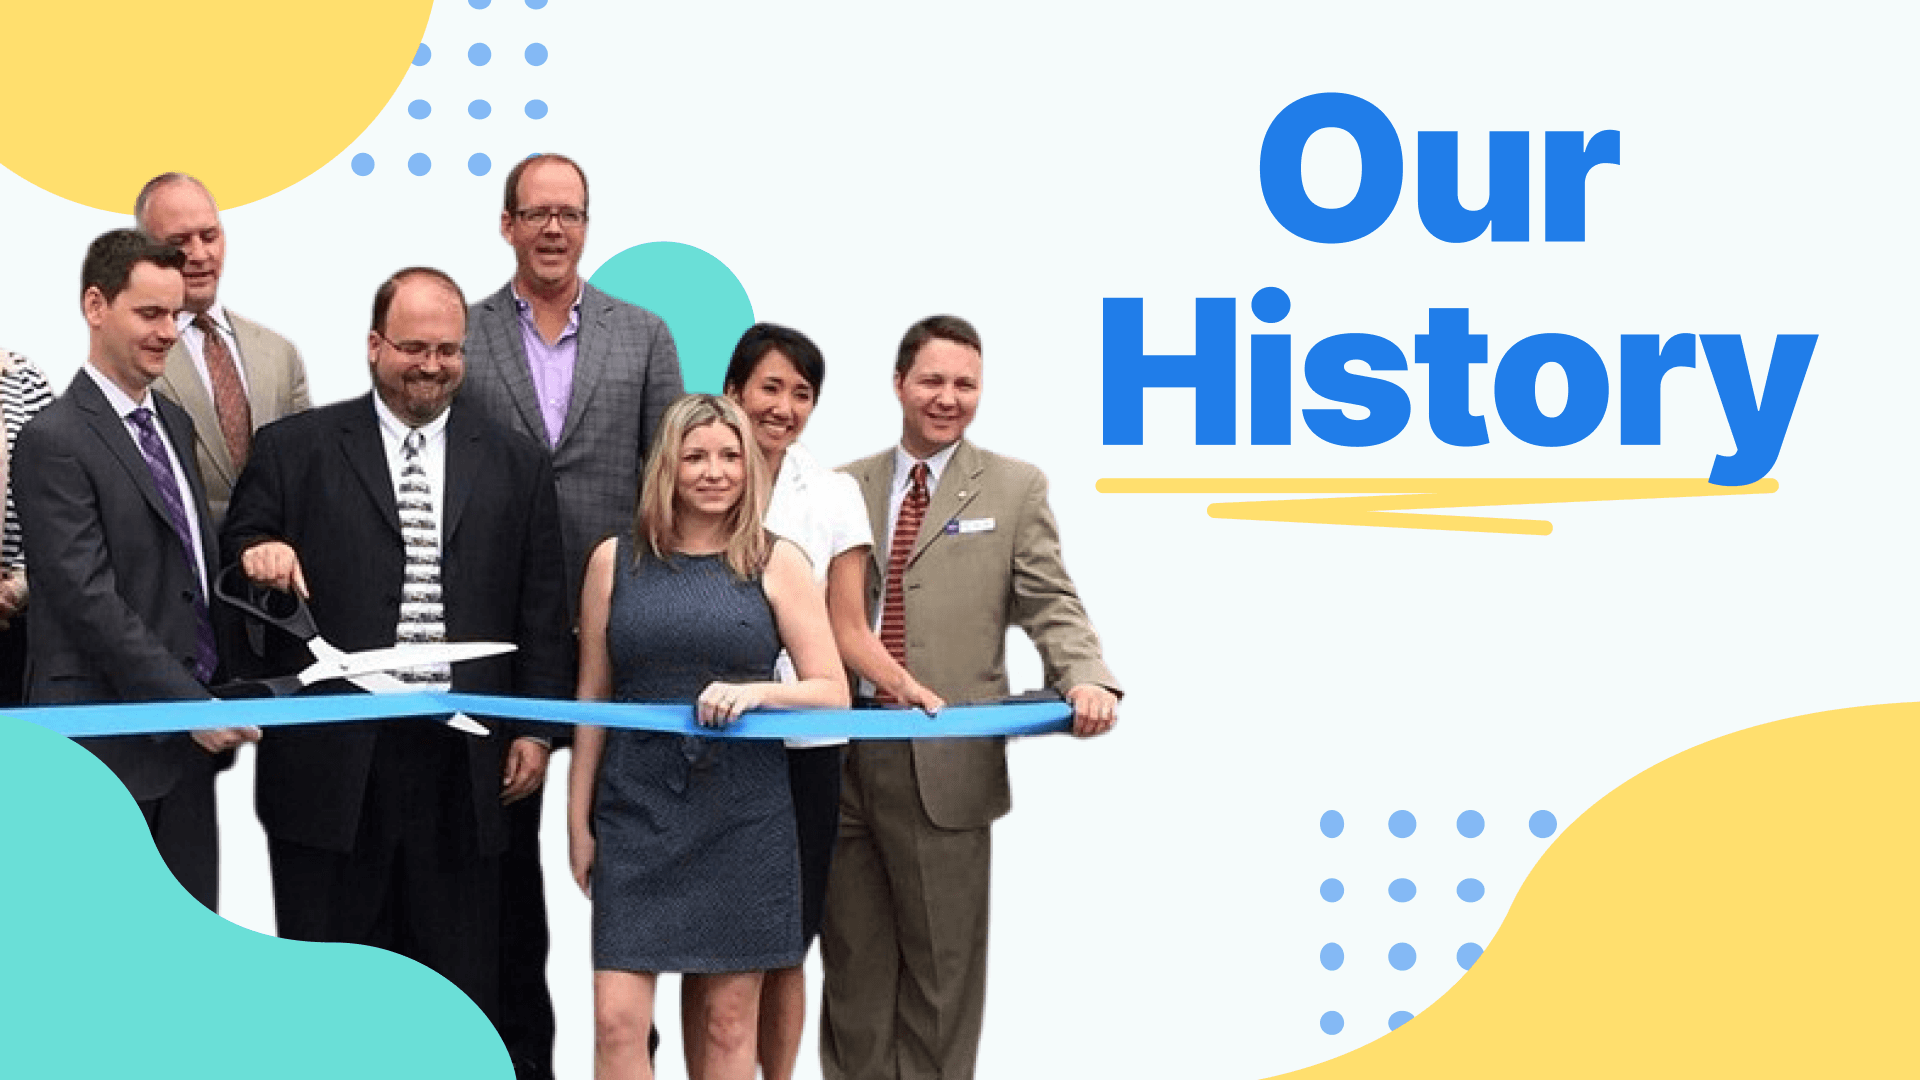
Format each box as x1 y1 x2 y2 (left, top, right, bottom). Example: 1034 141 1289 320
84 362 150 415
511 281 583 323
893 440 959 490
175 301 230 335
371 393 452 447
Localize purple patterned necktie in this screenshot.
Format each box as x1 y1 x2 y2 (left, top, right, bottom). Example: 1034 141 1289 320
127 407 217 682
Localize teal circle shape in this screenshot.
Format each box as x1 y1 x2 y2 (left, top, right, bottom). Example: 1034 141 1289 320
589 242 753 393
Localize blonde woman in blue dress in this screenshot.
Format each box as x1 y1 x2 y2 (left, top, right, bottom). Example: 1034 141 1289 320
569 393 848 1080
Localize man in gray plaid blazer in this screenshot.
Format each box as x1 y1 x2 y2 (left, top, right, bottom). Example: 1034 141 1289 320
456 152 683 1080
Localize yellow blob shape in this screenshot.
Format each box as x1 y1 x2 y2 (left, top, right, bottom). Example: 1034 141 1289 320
1278 702 1919 1078
0 1 431 211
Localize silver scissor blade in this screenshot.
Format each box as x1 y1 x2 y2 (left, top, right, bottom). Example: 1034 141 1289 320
344 673 491 738
296 638 517 685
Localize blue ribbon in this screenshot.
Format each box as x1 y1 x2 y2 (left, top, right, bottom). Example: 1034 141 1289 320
0 693 1072 740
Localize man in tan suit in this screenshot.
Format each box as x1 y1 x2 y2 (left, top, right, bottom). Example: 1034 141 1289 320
820 315 1120 1080
136 172 309 524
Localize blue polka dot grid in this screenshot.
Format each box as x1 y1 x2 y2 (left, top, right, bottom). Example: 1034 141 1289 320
1319 878 1344 902
526 0 548 7
1388 1010 1414 1031
1387 877 1416 902
469 0 490 8
526 42 549 66
469 99 492 119
1388 810 1416 837
407 153 431 177
1530 810 1558 837
1457 809 1485 837
1457 877 1485 902
407 99 431 119
1320 1011 1344 1035
526 99 550 119
1319 943 1344 971
1319 810 1344 838
350 153 374 176
1457 942 1484 969
468 153 492 176
469 42 492 66
412 43 431 66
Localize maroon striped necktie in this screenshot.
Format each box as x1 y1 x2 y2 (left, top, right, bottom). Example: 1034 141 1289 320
195 313 252 472
877 462 929 702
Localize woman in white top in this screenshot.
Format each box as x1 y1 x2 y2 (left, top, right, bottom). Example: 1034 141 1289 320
714 323 943 1080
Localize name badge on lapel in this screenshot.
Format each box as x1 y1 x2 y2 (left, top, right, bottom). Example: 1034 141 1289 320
944 517 996 535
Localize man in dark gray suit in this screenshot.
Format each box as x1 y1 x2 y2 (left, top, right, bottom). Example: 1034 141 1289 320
15 230 257 909
457 152 683 1080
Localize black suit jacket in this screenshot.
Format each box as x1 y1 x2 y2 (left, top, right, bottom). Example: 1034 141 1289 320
15 370 220 801
223 394 573 856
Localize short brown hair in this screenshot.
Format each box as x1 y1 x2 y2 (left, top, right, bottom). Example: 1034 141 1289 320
502 153 589 213
82 229 185 307
895 315 982 378
370 267 467 335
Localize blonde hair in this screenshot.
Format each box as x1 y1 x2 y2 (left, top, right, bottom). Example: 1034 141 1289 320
634 394 771 579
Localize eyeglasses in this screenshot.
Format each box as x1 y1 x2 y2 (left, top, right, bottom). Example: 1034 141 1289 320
512 206 588 228
378 333 464 360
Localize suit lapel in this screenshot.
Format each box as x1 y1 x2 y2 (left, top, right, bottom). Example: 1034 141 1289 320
155 337 231 485
228 311 277 416
69 372 176 529
479 287 549 444
338 395 401 536
858 452 890 581
555 284 609 451
442 406 481 543
910 441 984 566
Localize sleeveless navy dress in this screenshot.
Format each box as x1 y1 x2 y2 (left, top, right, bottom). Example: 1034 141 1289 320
591 543 802 973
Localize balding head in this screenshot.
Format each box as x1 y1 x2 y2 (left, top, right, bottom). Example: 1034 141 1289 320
133 174 224 313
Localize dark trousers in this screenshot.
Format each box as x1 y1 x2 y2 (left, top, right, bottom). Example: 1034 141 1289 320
497 789 555 1080
788 744 846 949
269 723 501 1019
139 749 219 911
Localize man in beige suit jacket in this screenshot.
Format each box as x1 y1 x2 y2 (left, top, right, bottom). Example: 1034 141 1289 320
820 315 1120 1080
137 173 309 525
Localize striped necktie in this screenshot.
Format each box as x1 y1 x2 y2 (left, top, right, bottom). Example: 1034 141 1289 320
876 461 929 702
394 429 450 689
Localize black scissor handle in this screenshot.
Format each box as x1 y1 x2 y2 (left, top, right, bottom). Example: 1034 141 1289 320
214 563 319 642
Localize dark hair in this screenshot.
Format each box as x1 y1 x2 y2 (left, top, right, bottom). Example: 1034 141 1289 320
370 267 468 335
82 229 185 307
723 323 827 400
503 153 589 213
895 314 982 378
132 172 214 234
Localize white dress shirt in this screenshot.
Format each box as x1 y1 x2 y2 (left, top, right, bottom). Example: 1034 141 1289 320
84 363 209 598
175 302 250 398
371 395 449 530
765 442 874 747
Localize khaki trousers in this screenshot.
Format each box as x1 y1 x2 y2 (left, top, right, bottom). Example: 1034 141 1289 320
820 741 992 1080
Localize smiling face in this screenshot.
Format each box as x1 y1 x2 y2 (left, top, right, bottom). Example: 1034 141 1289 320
85 261 184 399
139 180 223 313
368 274 467 425
501 157 587 296
674 419 747 522
728 349 817 465
894 337 983 458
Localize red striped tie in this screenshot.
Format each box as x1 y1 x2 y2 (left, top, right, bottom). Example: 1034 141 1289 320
877 462 929 702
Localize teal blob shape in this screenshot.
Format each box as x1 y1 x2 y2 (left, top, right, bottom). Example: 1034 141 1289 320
0 716 513 1077
589 242 753 393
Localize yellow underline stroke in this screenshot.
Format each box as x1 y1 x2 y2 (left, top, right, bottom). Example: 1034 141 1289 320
1092 478 1779 535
